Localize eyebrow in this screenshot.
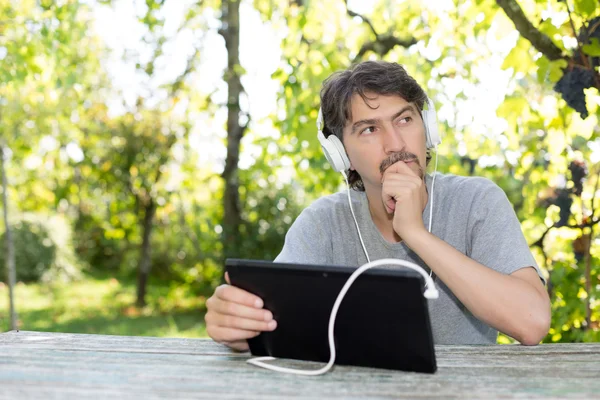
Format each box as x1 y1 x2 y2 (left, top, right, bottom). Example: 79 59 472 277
350 105 417 134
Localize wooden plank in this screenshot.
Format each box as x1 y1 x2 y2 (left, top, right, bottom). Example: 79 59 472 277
1 331 599 399
0 330 237 356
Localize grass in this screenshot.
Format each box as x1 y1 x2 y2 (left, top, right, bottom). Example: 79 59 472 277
0 273 530 344
0 273 209 338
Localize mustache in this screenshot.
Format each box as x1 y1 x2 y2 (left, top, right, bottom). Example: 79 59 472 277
379 151 421 175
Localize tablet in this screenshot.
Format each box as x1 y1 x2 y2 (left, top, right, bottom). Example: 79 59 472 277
225 258 437 373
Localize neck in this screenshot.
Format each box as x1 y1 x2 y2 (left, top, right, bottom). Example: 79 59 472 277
364 177 429 244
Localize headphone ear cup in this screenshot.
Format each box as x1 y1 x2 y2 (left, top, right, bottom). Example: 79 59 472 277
328 134 351 171
423 98 442 149
318 131 351 172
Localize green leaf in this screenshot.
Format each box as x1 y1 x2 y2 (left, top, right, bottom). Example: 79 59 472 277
501 37 529 71
549 59 568 83
582 38 600 57
574 0 597 17
536 57 568 84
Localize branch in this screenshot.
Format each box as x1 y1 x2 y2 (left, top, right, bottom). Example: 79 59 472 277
496 0 565 61
343 0 416 62
355 34 418 61
565 0 590 69
591 167 600 221
344 0 378 39
169 47 201 98
531 222 556 249
531 215 600 250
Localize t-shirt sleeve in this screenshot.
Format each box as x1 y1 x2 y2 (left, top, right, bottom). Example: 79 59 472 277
274 207 333 264
467 181 546 284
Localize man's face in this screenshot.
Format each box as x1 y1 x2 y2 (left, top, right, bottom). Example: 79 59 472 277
342 93 427 192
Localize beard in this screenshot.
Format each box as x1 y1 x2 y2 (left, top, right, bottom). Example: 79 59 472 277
379 151 424 179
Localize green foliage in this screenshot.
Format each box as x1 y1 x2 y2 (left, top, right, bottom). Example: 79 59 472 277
1 0 599 343
0 214 81 283
73 213 129 272
0 220 55 282
0 273 207 337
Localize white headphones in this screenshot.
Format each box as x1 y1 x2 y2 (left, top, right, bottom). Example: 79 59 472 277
316 97 442 172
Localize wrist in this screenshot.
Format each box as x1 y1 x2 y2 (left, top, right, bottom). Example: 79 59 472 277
403 228 432 250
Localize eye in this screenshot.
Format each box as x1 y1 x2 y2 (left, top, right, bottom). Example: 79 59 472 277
360 126 377 135
397 116 412 125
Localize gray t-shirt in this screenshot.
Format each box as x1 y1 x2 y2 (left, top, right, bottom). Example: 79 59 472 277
274 173 544 344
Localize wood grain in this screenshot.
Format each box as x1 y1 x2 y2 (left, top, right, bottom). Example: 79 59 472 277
1 330 599 399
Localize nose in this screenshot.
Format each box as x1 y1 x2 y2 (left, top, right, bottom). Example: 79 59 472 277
382 125 406 154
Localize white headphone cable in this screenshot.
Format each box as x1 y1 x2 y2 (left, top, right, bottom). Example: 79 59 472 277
247 148 440 375
246 258 439 375
342 170 371 263
425 145 438 287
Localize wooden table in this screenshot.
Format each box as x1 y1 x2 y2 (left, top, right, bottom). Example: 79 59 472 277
1 330 599 399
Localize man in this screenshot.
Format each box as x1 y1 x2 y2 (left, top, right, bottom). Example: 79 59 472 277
205 60 551 351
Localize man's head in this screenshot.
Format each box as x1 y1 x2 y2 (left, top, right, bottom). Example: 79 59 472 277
319 60 432 191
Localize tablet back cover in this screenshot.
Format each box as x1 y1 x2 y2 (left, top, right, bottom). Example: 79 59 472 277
226 259 437 373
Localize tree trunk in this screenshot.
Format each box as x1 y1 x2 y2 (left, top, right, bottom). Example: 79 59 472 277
583 231 592 329
74 166 84 230
0 143 17 330
136 199 156 307
179 193 202 260
219 0 245 261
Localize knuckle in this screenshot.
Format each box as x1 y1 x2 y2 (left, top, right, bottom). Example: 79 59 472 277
205 296 214 309
215 284 227 297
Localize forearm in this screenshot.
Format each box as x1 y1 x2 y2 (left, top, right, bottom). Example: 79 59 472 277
406 231 550 345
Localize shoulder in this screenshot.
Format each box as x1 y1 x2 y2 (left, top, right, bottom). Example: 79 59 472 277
290 191 347 224
285 191 358 241
292 190 366 228
303 190 363 215
433 173 505 200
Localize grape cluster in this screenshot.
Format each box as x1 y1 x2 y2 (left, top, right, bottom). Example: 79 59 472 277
572 234 589 263
554 67 595 119
553 17 600 119
546 188 574 227
568 160 588 196
460 156 477 175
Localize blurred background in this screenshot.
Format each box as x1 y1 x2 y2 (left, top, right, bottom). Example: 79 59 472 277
0 0 598 343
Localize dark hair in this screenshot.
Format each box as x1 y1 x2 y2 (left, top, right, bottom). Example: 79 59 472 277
319 60 431 191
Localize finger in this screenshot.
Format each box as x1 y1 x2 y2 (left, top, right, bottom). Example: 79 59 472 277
381 175 422 188
382 189 396 214
215 284 264 309
382 181 415 213
224 339 251 352
210 296 273 321
224 271 231 285
211 327 262 342
382 160 419 181
216 314 278 332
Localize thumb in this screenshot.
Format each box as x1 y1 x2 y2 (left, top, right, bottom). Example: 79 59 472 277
224 271 231 285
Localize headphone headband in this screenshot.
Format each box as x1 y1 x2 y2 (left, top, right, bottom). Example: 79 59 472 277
317 107 324 133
